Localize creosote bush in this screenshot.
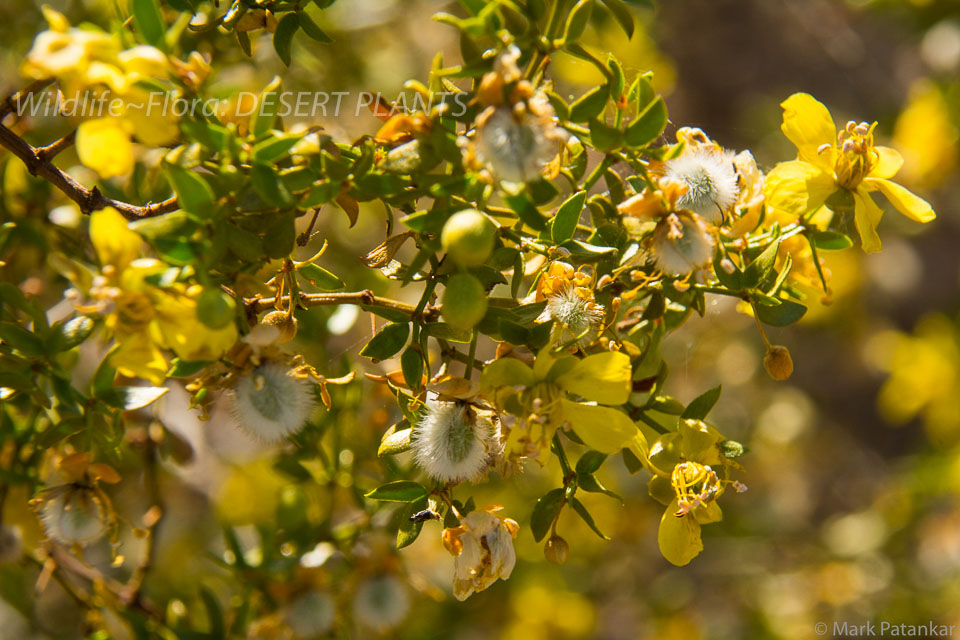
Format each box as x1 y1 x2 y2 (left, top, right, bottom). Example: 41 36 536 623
0 0 940 636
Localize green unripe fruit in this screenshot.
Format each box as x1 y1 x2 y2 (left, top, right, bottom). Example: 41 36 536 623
441 274 488 331
196 289 237 329
441 209 496 267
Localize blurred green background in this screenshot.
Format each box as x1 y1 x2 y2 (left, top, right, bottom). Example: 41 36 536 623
2 1 960 638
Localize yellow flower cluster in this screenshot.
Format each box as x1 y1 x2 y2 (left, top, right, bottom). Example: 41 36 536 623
21 7 181 178
86 208 237 384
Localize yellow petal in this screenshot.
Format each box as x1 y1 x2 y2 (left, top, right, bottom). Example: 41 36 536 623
870 146 903 179
864 178 936 223
76 118 134 178
780 93 836 173
555 351 631 405
763 160 836 216
853 189 884 254
154 292 237 362
658 500 703 566
124 89 180 147
559 399 637 454
111 333 168 385
89 207 141 270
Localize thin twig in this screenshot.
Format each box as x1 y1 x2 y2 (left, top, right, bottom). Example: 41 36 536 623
0 80 178 220
247 290 440 321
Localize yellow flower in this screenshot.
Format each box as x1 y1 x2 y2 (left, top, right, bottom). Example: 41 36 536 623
764 93 935 253
88 208 237 384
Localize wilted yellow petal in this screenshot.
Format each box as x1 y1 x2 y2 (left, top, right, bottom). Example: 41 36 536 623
555 351 631 405
780 93 836 173
658 500 703 566
763 160 836 216
853 188 884 254
559 399 636 454
870 146 903 179
77 117 134 178
89 207 141 270
864 178 936 223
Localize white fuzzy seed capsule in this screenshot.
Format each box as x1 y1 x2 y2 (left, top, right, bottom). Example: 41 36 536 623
412 400 496 484
352 575 410 632
40 486 108 546
231 362 315 442
664 149 739 225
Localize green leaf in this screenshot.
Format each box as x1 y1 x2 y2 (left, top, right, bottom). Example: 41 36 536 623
397 495 429 549
755 299 807 327
199 586 225 640
742 240 780 289
298 12 333 43
810 230 853 251
568 86 608 123
504 194 547 231
658 501 703 566
98 386 169 410
681 385 721 420
563 0 595 43
713 251 743 290
360 322 410 361
167 359 211 378
571 497 610 539
51 316 95 352
297 263 345 290
251 77 282 140
400 347 423 391
379 426 413 456
625 96 667 147
131 0 166 50
575 450 607 475
589 119 623 151
0 323 45 356
273 13 300 66
531 488 565 542
166 165 215 217
552 191 587 243
251 164 293 208
252 134 301 163
365 481 427 503
577 473 622 502
601 0 635 38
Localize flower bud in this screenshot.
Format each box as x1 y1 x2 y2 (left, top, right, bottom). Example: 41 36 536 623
544 535 570 565
441 209 496 267
763 345 794 381
441 273 488 331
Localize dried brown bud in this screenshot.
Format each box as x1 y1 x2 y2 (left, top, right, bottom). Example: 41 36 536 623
763 345 794 381
544 535 570 565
